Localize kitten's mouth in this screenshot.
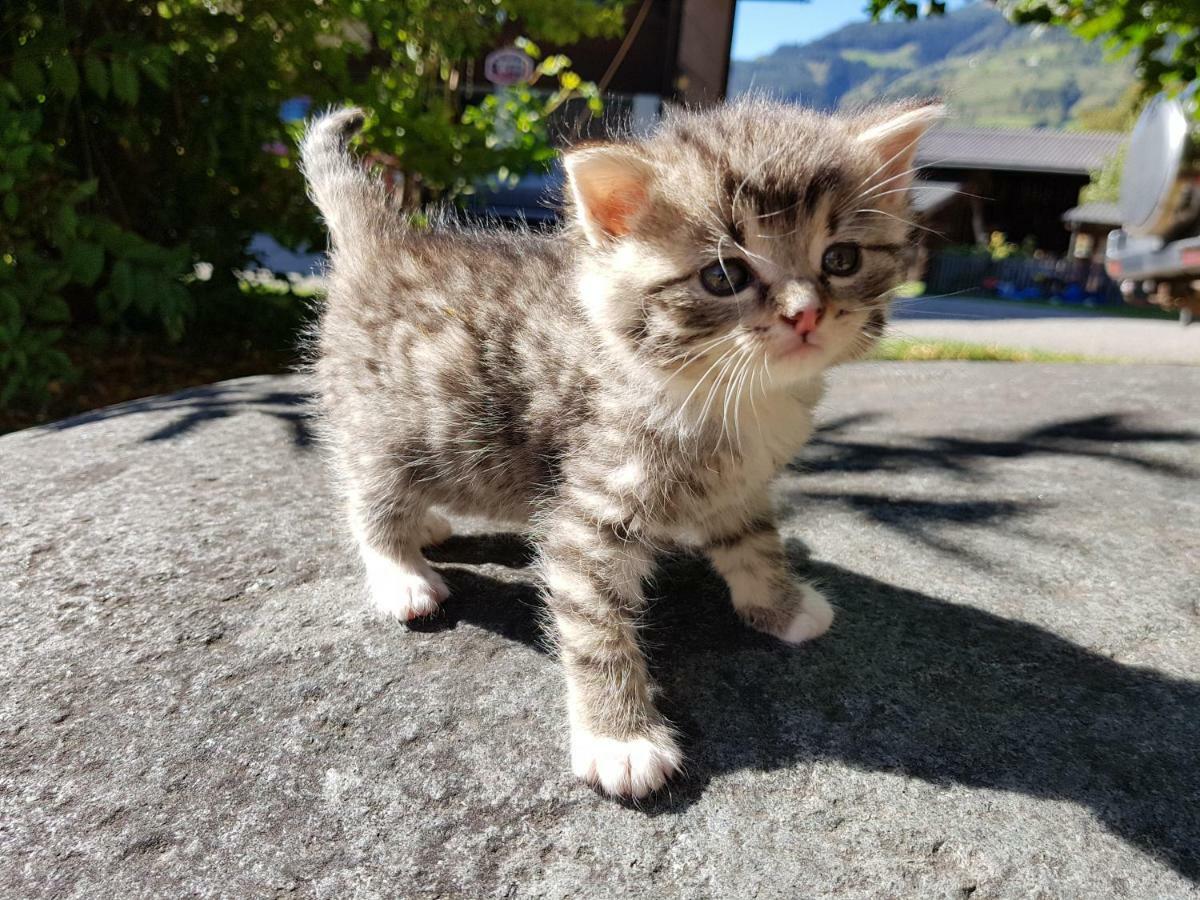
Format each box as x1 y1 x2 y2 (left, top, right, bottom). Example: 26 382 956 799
775 310 825 355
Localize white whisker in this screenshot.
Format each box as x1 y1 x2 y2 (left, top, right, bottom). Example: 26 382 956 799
852 208 946 239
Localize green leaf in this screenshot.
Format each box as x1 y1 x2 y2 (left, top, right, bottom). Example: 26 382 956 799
30 295 71 324
54 206 78 245
96 289 115 321
162 283 190 339
111 58 139 106
44 349 73 374
138 51 170 91
6 146 34 174
11 56 45 97
68 241 105 286
66 179 99 204
3 193 17 221
1075 8 1125 41
84 55 110 99
49 55 80 99
0 289 19 329
132 267 161 315
109 260 133 310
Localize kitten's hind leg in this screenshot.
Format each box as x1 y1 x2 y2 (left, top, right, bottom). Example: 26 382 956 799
704 509 834 644
350 496 449 622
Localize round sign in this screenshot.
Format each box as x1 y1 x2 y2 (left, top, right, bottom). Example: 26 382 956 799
484 47 534 87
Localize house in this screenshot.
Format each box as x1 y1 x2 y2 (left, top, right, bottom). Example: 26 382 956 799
914 127 1124 255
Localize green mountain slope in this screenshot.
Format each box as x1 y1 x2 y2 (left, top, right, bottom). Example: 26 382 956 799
728 2 1134 130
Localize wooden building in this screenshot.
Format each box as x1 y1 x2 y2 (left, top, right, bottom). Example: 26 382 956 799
914 127 1124 255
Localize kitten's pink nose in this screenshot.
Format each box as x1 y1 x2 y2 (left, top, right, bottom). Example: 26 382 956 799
788 303 824 336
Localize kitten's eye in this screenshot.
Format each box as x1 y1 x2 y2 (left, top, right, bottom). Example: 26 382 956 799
821 242 861 277
698 259 754 296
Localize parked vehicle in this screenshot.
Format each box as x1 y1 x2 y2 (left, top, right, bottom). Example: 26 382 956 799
1105 88 1200 325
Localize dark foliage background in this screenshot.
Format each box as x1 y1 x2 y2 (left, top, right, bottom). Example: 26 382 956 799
1 0 623 421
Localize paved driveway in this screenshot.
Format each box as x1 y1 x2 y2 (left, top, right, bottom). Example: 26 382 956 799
2 364 1198 897
892 297 1200 363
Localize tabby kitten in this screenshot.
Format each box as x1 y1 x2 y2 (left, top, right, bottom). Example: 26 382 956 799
301 98 941 798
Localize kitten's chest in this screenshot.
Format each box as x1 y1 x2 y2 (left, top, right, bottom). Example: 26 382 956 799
699 405 813 501
636 390 818 530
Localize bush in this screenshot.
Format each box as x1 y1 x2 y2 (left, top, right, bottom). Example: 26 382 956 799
1 0 625 412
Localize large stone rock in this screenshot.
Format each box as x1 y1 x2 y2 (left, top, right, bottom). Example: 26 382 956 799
2 363 1198 898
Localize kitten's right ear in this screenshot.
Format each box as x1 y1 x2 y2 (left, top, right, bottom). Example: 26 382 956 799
855 101 945 199
563 145 654 245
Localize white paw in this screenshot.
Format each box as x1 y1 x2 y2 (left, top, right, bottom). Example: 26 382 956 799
421 511 453 547
361 546 449 621
570 727 682 799
780 583 834 644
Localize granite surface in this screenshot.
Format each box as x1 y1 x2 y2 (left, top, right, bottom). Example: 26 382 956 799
2 363 1198 898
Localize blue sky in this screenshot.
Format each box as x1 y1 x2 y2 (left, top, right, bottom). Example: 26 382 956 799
731 0 972 60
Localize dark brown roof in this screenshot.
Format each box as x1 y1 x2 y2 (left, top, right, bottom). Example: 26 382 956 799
916 127 1124 176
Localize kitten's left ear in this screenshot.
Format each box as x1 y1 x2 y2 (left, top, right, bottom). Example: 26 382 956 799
855 101 945 200
563 145 654 246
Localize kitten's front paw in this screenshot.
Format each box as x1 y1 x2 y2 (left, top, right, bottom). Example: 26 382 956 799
365 559 450 621
741 582 834 645
780 582 834 644
570 726 682 799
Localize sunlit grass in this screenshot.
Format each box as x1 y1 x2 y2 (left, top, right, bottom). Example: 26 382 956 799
872 337 1101 363
893 280 925 298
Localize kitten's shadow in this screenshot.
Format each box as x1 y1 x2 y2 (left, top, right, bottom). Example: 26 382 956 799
425 533 1200 881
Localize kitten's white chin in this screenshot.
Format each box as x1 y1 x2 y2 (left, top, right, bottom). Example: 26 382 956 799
766 329 834 373
570 727 682 798
771 349 833 384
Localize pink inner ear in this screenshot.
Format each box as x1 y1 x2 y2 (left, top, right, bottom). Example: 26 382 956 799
858 105 944 199
595 184 647 238
863 127 925 198
566 148 652 243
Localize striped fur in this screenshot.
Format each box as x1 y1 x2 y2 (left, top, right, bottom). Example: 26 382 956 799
300 98 940 798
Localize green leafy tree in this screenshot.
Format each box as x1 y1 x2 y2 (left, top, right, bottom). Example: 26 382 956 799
1080 144 1127 203
1 0 624 410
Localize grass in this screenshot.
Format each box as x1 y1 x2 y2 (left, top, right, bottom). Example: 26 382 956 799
872 337 1101 363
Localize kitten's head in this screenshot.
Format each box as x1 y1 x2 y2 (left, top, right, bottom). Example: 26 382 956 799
563 98 942 395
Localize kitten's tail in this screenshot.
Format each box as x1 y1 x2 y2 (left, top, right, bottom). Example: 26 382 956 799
299 107 387 250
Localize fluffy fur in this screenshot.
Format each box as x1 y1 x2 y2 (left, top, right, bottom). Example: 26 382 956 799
300 98 941 798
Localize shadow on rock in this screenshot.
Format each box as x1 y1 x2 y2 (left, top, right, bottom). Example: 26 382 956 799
40 381 316 448
801 412 1200 480
426 532 1200 881
787 490 1043 568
